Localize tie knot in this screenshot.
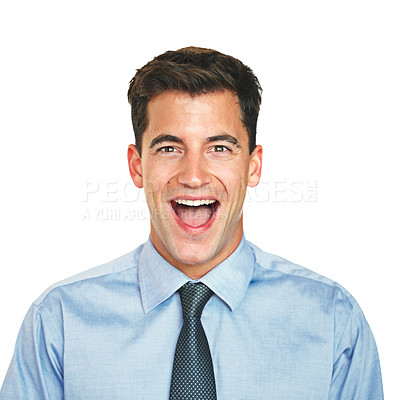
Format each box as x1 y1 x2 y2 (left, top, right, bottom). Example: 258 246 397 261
178 282 213 318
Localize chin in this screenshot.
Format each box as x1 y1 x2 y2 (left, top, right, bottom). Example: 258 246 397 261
172 243 216 266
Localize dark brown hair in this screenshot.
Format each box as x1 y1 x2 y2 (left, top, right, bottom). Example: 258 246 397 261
127 47 262 156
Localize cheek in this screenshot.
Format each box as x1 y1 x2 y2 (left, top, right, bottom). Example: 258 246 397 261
143 167 174 196
213 164 248 195
146 158 178 180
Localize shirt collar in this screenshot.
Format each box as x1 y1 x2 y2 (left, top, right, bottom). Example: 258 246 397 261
138 234 255 313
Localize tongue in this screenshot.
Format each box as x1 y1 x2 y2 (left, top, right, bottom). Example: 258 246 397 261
175 204 212 227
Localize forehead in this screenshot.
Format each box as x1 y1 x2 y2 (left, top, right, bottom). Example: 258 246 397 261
145 90 244 137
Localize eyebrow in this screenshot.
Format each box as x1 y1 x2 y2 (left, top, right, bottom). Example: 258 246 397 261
206 134 241 148
149 134 184 148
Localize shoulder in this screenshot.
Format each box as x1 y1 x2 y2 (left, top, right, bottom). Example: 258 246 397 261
247 240 358 313
246 241 372 345
32 243 145 309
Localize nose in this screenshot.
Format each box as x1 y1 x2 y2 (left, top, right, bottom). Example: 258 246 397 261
177 153 211 188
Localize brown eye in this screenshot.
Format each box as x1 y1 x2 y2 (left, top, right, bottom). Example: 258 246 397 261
213 145 229 152
159 146 175 153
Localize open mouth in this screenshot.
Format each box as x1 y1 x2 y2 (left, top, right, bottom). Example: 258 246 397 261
171 199 220 228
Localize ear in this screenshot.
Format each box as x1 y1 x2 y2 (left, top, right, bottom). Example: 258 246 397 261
247 145 262 188
127 144 143 188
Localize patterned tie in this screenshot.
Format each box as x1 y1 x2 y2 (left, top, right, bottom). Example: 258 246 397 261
170 282 217 400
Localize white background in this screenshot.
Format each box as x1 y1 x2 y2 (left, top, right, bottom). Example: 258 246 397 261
0 0 398 397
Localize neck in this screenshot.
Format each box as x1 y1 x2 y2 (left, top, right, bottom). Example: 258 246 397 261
150 228 243 280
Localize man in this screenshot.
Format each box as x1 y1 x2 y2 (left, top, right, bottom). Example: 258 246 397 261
0 47 383 399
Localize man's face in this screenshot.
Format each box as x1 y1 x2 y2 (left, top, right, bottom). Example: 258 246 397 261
128 90 262 278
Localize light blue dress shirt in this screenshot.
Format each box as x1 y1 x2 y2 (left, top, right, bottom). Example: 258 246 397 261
0 236 383 399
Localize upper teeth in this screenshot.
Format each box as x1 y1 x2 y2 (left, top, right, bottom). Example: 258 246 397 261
175 199 216 206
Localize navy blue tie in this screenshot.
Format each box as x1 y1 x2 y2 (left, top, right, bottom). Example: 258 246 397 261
169 282 217 400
